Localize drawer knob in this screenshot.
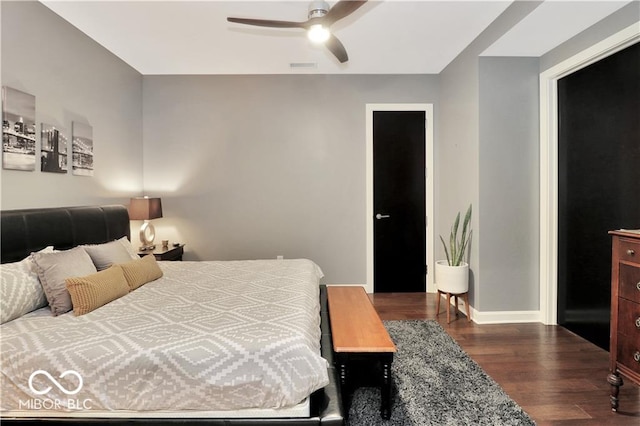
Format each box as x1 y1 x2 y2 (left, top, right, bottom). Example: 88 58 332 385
635 352 640 363
637 282 640 291
628 249 636 256
636 317 640 329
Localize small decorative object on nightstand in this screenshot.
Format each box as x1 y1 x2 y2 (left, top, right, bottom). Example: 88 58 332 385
128 196 163 251
138 244 184 261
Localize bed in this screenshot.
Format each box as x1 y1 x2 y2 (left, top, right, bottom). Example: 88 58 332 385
0 205 343 425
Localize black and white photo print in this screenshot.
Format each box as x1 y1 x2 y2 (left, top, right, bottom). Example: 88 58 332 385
72 121 93 176
2 87 36 171
41 123 68 173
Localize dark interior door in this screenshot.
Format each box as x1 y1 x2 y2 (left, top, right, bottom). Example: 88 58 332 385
557 42 640 350
373 110 426 293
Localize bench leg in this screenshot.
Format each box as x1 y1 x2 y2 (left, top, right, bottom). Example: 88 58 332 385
381 359 393 419
337 359 352 418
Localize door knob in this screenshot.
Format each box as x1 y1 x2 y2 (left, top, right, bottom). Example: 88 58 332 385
376 213 390 220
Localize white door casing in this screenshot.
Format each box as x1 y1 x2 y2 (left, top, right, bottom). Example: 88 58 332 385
539 24 639 325
366 103 435 294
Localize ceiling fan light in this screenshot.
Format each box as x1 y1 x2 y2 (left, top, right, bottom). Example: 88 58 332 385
307 24 330 44
307 0 329 19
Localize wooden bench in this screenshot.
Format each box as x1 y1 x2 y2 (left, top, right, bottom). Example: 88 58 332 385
326 286 396 419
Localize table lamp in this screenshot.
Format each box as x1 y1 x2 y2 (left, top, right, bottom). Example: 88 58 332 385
128 197 163 251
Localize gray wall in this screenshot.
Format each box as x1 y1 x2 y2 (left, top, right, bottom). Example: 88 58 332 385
438 1 542 310
142 74 439 284
540 1 640 72
479 57 539 311
437 0 637 313
3 0 636 315
0 1 143 210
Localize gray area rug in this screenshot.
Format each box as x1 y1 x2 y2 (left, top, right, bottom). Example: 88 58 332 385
348 320 535 425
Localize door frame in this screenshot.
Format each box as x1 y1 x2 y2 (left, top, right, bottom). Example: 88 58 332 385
366 103 434 294
539 24 639 325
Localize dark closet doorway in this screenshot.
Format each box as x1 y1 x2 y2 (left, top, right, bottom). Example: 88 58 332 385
373 110 426 293
557 42 640 350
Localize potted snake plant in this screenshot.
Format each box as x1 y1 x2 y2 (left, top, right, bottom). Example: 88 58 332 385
436 204 472 294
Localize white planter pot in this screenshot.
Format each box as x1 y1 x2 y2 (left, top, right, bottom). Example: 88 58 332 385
435 260 469 294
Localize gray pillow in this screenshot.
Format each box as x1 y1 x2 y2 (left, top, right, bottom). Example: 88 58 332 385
31 247 97 316
83 238 138 271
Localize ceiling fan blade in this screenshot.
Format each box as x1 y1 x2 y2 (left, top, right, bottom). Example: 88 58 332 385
326 34 349 63
227 17 306 29
323 0 368 26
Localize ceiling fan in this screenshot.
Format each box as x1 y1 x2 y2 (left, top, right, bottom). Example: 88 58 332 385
227 0 368 63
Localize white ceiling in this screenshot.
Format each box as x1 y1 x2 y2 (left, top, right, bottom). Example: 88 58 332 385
40 0 634 75
483 0 633 57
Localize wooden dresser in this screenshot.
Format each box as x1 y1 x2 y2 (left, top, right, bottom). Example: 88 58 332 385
607 230 640 411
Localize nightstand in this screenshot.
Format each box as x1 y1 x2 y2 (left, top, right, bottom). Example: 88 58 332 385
138 244 185 261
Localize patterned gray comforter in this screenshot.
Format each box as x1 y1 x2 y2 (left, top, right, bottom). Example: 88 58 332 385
0 259 329 413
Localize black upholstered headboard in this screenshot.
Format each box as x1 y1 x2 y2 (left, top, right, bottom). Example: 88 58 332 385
1 205 130 264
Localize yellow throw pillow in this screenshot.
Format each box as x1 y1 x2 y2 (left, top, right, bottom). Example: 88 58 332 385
65 265 129 316
119 255 163 291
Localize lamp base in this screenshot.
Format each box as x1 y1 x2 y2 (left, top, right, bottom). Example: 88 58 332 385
139 221 157 251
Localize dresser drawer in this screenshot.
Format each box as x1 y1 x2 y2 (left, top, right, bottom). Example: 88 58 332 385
619 238 640 264
617 298 640 336
620 264 640 303
616 332 640 376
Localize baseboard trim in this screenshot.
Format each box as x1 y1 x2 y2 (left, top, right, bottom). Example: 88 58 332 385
471 308 542 324
325 283 365 286
344 288 543 324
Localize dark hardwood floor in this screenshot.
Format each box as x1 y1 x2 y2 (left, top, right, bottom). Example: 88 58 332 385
368 292 640 426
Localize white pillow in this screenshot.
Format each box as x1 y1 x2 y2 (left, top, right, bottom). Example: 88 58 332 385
31 247 97 316
117 236 139 260
0 247 54 324
83 238 138 271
